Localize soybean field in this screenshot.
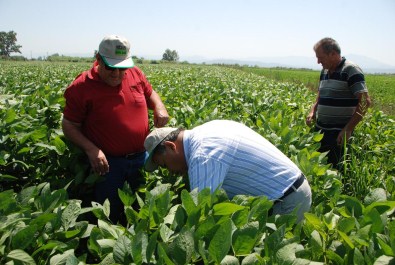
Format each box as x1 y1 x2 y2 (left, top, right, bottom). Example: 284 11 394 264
1 61 395 264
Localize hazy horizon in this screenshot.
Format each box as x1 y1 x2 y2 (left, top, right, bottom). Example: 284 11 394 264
1 0 394 71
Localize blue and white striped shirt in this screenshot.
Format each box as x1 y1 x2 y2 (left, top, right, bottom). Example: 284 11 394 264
183 120 301 200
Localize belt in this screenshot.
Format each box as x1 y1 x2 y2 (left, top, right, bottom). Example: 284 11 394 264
125 151 145 160
278 174 305 200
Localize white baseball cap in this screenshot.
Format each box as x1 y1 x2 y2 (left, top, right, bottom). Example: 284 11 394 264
98 35 134 68
144 127 178 172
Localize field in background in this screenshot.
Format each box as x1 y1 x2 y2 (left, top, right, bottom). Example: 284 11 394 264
237 66 395 117
1 61 395 264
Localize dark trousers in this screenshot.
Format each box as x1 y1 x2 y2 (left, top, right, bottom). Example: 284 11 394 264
94 152 148 223
315 127 343 167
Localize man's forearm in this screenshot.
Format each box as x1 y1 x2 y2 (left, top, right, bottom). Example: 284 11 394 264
62 118 99 154
345 92 371 132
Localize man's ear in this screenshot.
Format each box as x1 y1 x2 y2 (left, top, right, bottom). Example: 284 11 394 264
164 141 177 151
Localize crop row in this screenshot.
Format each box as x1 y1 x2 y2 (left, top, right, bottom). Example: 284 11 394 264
0 62 394 264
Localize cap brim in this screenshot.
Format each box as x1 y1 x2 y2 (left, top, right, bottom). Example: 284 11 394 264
144 151 158 172
101 56 134 68
143 127 179 172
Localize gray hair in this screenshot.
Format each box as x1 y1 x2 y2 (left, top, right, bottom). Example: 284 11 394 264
314 37 341 55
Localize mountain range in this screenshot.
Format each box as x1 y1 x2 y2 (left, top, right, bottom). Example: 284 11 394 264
183 54 395 74
56 52 395 74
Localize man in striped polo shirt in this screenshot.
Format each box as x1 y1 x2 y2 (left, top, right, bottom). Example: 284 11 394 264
144 120 312 222
306 37 371 167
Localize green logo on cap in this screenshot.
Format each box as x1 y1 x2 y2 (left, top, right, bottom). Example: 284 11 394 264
115 45 127 55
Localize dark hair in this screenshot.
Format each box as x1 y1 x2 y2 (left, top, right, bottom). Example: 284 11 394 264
314 37 341 55
154 128 184 155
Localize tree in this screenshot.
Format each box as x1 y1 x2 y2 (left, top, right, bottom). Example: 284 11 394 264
0 31 22 57
162 49 179 62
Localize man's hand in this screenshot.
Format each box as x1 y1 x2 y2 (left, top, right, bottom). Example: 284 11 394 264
87 148 109 175
153 106 169 128
337 128 352 145
306 111 315 126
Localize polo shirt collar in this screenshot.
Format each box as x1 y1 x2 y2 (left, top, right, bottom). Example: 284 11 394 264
86 61 101 81
335 57 346 71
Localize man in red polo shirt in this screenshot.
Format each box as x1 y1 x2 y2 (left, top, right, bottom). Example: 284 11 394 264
62 35 169 223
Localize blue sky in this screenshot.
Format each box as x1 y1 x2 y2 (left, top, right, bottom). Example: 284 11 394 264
1 0 395 67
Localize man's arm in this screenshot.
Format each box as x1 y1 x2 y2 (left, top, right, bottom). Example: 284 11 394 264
306 91 320 126
147 90 169 128
62 118 109 175
337 92 371 144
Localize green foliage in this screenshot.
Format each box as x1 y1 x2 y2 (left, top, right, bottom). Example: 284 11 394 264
238 66 395 117
1 62 395 264
162 49 180 62
0 31 22 57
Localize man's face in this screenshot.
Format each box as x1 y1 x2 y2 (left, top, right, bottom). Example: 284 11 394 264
152 143 188 176
97 55 128 87
315 47 337 71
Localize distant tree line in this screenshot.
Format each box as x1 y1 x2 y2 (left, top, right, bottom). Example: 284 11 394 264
1 31 182 64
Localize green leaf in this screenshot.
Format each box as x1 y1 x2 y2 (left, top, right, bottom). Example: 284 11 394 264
118 182 136 207
181 189 197 216
275 243 312 265
304 212 325 233
30 213 58 229
155 187 172 222
146 230 160 263
232 207 249 228
364 188 387 205
389 221 395 257
337 217 356 234
338 230 355 249
362 207 384 234
364 201 395 215
157 242 175 265
160 224 174 243
376 235 394 256
169 227 195 265
49 249 77 265
326 250 344 265
131 230 148 264
99 253 116 265
0 189 17 213
4 108 17 123
265 224 286 257
213 202 246 216
11 225 38 250
353 247 364 264
220 255 239 265
6 249 36 265
195 215 217 242
32 241 68 258
61 202 81 230
313 133 323 142
96 238 116 256
339 196 364 218
209 219 232 264
323 211 340 230
113 235 132 264
241 253 263 265
0 174 18 181
52 136 67 155
232 221 259 256
97 219 121 239
309 230 323 258
373 255 395 265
